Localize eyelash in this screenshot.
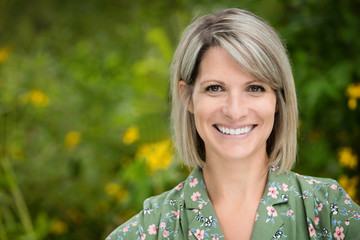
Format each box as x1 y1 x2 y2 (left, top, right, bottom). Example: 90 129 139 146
205 85 224 93
247 85 265 93
204 84 265 93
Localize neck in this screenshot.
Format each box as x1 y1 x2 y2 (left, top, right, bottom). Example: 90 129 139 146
203 154 269 205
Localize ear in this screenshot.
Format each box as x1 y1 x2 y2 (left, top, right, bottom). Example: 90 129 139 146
178 80 194 113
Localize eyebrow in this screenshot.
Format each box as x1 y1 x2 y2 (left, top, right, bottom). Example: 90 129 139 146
199 79 261 86
199 79 225 86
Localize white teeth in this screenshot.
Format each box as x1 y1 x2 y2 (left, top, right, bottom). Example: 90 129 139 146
217 125 253 136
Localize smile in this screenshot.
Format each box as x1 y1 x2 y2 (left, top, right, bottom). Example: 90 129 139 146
214 124 255 136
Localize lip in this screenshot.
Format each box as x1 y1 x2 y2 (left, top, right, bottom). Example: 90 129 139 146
213 124 257 136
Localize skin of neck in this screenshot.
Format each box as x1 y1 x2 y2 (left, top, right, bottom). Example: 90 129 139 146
202 150 269 205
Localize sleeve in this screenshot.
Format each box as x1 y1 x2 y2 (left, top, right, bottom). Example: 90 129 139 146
317 180 360 239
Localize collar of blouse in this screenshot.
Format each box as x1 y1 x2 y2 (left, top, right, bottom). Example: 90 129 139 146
181 166 289 239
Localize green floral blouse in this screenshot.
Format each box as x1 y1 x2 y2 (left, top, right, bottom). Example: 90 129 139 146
106 167 360 240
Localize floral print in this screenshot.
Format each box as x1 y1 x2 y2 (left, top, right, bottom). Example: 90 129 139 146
308 223 315 237
147 224 157 235
333 226 345 240
191 192 201 201
106 167 360 240
194 229 205 239
267 206 278 217
190 178 199 187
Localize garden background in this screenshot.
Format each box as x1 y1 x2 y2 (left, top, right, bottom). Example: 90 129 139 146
0 0 359 239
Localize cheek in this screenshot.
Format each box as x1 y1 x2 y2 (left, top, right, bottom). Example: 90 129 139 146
192 96 211 117
257 98 277 125
192 100 216 133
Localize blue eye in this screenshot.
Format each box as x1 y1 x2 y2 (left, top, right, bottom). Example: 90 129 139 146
205 85 223 93
248 85 265 93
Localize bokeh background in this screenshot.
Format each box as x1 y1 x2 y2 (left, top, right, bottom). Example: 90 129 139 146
1 0 359 239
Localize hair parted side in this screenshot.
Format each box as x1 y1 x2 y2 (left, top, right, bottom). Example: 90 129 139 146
170 8 298 173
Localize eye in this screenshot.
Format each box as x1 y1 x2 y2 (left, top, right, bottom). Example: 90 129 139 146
205 85 223 93
247 85 265 93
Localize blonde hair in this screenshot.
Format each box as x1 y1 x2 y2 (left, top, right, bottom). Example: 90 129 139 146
170 8 298 172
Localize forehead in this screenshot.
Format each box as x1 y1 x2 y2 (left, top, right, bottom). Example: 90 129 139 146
196 47 257 83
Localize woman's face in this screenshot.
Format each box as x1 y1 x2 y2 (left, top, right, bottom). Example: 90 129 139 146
187 47 277 163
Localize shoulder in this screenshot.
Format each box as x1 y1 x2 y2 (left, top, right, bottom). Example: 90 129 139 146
287 171 360 239
106 180 186 240
287 171 353 203
287 171 344 194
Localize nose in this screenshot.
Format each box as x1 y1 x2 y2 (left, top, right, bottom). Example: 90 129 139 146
222 92 249 121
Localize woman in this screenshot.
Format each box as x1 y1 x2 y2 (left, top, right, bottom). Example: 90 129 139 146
107 8 360 240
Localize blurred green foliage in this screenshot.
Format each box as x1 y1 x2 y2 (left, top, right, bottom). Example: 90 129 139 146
0 0 359 239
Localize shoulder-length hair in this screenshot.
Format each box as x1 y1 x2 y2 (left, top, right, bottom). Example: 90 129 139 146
170 8 298 173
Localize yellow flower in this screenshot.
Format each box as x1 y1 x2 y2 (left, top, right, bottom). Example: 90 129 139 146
105 182 129 203
20 90 50 107
348 98 357 110
50 220 68 235
65 131 82 149
122 125 139 145
0 47 9 63
346 83 360 99
338 147 358 169
338 175 359 200
136 139 173 172
105 182 120 195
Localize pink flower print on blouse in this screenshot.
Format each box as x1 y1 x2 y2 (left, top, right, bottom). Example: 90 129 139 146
281 183 288 191
268 187 279 199
123 226 130 232
345 220 350 225
171 210 180 218
306 180 314 185
147 224 157 235
189 178 198 187
318 203 323 211
307 179 321 185
195 229 205 239
314 216 319 225
267 206 278 217
270 166 278 171
330 184 338 190
286 209 293 217
212 236 219 240
141 234 146 240
163 230 170 237
308 223 315 237
160 222 166 229
334 226 345 240
175 183 183 191
132 221 138 226
344 199 351 205
191 192 201 201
